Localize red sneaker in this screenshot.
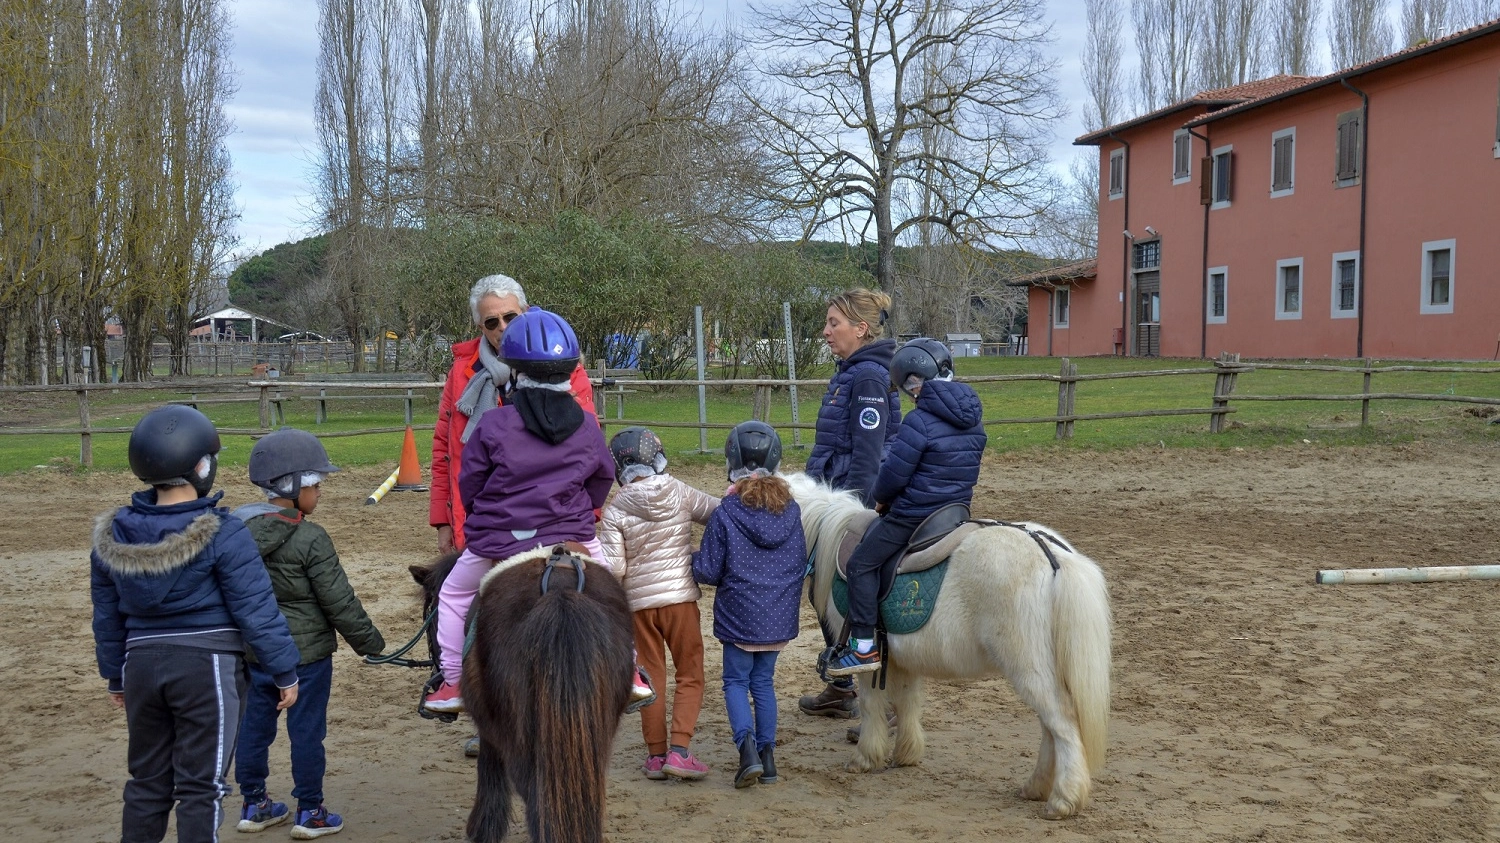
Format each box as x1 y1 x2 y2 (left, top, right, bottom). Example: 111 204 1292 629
424 681 463 713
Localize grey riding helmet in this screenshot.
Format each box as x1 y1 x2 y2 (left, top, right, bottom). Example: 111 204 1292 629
609 426 668 484
249 427 340 497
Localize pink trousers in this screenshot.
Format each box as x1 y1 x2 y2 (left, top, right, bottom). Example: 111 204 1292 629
437 536 606 684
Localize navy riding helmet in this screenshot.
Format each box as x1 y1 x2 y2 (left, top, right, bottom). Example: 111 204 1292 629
499 306 581 383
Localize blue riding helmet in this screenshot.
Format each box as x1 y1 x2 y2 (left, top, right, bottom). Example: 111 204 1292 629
499 306 581 381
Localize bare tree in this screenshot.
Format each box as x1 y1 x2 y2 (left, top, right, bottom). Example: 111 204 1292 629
1082 0 1129 130
1329 0 1395 67
1198 0 1267 87
315 0 375 369
1269 0 1323 73
1133 0 1203 109
749 0 1061 294
1451 0 1499 26
1401 0 1451 43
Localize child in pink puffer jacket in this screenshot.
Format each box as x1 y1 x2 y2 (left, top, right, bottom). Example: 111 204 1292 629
599 427 720 781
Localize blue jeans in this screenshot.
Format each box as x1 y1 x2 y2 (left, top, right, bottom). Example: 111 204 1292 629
236 657 333 812
722 643 780 751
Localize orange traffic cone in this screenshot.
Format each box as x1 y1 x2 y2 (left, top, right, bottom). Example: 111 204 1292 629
393 425 428 491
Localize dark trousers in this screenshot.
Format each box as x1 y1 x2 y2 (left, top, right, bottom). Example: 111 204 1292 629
121 645 247 843
236 656 333 812
845 513 922 641
722 643 780 751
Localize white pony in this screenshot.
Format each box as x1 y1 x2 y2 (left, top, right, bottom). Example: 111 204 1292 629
786 473 1112 820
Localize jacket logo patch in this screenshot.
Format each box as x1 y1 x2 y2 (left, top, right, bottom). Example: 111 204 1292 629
858 407 882 430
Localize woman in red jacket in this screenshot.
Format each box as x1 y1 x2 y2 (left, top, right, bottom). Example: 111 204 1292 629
430 274 595 553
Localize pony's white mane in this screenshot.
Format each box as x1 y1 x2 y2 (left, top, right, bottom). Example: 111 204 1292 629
478 544 561 593
785 473 866 548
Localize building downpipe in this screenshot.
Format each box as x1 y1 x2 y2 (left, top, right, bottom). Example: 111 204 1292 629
1108 131 1131 356
1341 78 1370 359
1189 126 1211 359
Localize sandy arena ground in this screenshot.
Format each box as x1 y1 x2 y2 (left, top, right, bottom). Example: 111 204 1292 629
3 442 1500 842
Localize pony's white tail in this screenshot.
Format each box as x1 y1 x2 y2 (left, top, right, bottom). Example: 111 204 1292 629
1052 553 1112 773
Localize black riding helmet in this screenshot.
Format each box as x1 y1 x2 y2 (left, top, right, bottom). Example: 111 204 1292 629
609 426 667 484
249 427 340 497
725 420 782 481
890 337 954 398
127 405 222 497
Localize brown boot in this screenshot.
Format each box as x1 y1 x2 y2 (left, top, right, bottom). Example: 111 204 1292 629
798 683 858 719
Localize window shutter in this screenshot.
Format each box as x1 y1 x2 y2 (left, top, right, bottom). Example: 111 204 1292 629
1336 114 1361 180
1225 151 1234 201
1200 156 1213 204
1272 136 1291 191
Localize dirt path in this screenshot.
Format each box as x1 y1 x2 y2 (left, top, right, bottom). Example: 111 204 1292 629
4 443 1500 841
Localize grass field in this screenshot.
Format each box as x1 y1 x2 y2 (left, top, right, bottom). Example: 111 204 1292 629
4 354 1499 476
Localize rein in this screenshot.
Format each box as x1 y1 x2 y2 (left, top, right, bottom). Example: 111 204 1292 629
362 604 437 669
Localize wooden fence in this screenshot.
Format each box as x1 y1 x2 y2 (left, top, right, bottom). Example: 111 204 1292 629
9 354 1500 467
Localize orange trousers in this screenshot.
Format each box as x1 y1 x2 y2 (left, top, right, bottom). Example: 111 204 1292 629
632 602 705 755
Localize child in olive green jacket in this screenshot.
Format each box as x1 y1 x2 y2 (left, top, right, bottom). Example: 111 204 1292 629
231 428 384 838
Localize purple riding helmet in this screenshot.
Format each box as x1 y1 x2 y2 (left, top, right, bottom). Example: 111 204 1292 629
499 306 581 383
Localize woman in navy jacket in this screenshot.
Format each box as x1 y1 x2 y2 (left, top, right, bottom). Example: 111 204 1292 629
800 288 902 718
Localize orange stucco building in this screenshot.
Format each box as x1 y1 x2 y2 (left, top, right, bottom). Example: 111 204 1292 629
1028 19 1500 360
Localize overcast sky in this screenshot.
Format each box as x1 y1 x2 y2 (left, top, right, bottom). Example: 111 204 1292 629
224 0 1094 257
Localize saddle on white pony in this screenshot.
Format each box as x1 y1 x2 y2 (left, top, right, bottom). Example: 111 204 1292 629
832 502 977 581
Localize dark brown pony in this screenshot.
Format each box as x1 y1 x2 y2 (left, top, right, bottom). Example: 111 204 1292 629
410 544 634 843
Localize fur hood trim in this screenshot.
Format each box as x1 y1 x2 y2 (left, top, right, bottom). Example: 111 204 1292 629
93 510 222 576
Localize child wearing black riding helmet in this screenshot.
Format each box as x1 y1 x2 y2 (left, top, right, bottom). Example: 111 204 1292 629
823 338 987 677
692 421 806 788
231 427 385 838
91 405 300 843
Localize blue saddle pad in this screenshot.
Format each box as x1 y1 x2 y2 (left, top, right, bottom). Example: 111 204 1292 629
830 560 949 636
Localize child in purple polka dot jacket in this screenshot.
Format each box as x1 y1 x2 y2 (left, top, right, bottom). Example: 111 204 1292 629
691 421 806 788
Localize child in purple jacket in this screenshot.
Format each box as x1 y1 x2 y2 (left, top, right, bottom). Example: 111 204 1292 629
425 308 651 714
693 421 805 788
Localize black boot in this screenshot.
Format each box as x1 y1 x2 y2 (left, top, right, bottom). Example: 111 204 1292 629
734 737 763 788
758 744 778 784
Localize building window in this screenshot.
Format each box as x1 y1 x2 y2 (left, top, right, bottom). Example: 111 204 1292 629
1336 109 1362 185
1173 130 1192 184
1133 240 1160 270
1054 288 1071 328
1331 251 1359 319
1108 148 1125 199
1207 266 1228 324
1210 145 1233 209
1271 128 1295 197
1276 258 1303 320
1420 239 1455 315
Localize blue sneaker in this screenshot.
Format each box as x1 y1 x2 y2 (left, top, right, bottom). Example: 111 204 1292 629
291 805 344 839
236 796 289 832
823 642 881 677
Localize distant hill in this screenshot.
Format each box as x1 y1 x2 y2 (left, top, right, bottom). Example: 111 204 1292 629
226 235 329 327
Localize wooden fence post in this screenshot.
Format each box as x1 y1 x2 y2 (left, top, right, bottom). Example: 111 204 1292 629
404 389 414 426
258 384 271 430
77 388 93 467
1055 358 1076 440
1211 352 1241 432
751 384 771 421
1361 358 1372 426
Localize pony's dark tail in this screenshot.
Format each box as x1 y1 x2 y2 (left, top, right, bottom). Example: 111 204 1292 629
521 588 630 843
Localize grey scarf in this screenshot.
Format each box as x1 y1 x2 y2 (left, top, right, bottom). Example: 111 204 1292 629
456 338 510 443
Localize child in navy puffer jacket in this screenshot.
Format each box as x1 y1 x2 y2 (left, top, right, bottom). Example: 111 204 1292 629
824 338 987 678
692 421 805 789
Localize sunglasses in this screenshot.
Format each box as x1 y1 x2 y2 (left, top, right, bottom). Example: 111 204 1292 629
483 312 522 332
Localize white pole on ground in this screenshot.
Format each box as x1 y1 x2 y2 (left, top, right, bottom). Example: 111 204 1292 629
695 305 708 453
783 301 801 449
1315 565 1500 584
365 467 401 505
